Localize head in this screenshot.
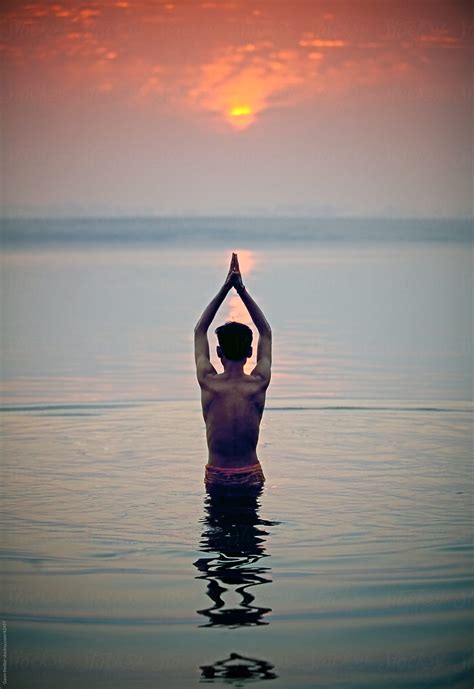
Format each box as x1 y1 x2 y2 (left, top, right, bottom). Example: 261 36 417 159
215 321 253 363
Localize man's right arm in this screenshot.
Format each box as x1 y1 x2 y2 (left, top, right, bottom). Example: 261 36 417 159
194 284 229 386
194 254 238 386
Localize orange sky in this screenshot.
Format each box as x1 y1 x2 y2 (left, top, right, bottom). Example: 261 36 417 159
1 0 472 216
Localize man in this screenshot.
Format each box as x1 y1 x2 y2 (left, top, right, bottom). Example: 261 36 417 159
194 253 272 491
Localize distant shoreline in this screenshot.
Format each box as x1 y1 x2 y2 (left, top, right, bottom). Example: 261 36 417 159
1 216 472 247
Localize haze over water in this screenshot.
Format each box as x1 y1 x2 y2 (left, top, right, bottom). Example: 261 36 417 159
1 218 472 688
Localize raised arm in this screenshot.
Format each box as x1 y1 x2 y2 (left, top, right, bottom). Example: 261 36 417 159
194 256 236 385
232 256 272 385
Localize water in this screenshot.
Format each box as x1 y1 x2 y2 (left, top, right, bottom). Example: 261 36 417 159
1 218 473 687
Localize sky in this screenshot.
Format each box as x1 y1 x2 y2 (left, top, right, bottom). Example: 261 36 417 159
2 0 472 217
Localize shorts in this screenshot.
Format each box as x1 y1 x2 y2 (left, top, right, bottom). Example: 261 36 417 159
204 463 265 490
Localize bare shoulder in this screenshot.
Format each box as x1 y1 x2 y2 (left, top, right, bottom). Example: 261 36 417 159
249 363 271 389
247 370 271 391
196 368 218 390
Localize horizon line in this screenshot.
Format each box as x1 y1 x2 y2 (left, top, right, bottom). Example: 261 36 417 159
2 214 472 222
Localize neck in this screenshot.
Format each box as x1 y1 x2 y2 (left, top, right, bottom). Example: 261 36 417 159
222 359 245 375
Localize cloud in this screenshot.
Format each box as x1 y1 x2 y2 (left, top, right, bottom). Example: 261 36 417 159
136 65 164 100
2 1 469 124
186 42 319 129
182 30 428 129
418 33 461 47
299 37 348 48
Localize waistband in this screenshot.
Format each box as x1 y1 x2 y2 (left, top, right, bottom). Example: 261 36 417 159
205 462 265 486
205 463 263 475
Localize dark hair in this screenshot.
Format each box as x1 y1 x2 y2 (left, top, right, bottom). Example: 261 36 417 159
215 321 253 361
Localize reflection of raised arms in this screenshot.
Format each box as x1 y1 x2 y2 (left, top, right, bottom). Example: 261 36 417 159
194 255 237 384
233 254 272 386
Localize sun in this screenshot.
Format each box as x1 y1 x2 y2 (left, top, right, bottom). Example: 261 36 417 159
226 105 255 130
230 106 252 117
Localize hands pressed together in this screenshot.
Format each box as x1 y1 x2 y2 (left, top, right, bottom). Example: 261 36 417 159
194 250 269 341
224 253 245 294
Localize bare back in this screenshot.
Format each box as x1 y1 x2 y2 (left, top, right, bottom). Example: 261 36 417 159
200 372 268 468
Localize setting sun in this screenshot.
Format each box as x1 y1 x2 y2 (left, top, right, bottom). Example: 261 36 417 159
226 105 255 129
230 106 252 117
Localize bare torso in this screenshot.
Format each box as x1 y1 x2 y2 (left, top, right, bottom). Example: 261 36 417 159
200 372 267 468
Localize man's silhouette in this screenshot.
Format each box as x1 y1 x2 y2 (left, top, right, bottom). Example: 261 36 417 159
194 253 272 490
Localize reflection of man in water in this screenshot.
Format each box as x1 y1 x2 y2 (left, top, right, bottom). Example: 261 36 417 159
194 253 272 490
200 652 278 682
194 491 274 628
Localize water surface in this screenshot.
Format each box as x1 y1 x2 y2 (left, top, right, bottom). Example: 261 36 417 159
1 218 472 687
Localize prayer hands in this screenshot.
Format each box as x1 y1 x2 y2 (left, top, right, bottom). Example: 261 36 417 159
224 253 245 293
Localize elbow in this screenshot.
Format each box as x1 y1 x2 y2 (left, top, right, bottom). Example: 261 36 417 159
194 323 205 336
